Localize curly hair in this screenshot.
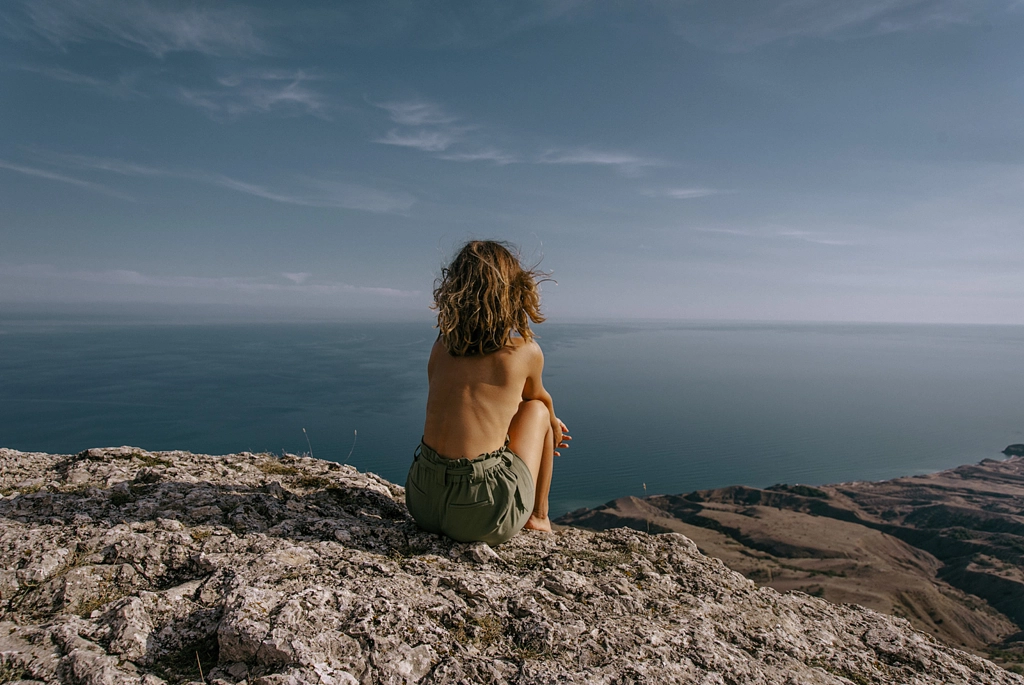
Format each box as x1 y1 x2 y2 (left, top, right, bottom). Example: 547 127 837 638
433 240 548 356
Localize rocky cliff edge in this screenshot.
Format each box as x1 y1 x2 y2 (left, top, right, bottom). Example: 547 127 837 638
0 447 1020 685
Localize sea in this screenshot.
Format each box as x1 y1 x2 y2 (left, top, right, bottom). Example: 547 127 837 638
2 313 1022 517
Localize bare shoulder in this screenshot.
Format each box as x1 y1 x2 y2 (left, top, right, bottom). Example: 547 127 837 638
429 336 446 358
427 337 445 371
507 338 543 368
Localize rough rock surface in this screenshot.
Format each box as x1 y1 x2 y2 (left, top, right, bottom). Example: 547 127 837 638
1 447 1021 685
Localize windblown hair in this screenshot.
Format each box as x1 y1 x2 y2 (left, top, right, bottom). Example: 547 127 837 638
433 240 547 356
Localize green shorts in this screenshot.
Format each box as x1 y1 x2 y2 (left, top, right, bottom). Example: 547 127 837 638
405 439 535 546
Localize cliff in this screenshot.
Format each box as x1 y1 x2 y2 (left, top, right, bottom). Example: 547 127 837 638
557 454 1024 672
1 447 1020 685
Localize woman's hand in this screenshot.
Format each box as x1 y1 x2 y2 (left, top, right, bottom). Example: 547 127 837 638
553 418 571 456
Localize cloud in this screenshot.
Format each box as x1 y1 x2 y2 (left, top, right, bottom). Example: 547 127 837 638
693 226 754 236
374 100 458 126
218 69 329 86
692 224 855 246
644 187 731 199
370 100 661 173
436 148 519 165
288 0 590 49
282 272 310 284
8 0 265 57
537 148 663 176
175 70 330 120
374 129 459 153
13 64 147 98
371 99 521 163
0 159 132 199
15 60 331 121
671 0 1003 51
31 150 167 176
13 61 331 122
17 151 415 213
371 98 526 165
776 229 856 246
371 99 467 154
208 174 415 214
0 263 420 297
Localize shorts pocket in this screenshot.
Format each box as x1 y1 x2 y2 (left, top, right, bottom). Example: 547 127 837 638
447 482 493 509
448 498 492 508
442 484 498 543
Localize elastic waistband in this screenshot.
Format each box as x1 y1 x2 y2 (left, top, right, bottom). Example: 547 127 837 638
415 438 510 482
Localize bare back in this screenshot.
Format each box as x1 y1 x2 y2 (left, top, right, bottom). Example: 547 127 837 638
423 336 546 459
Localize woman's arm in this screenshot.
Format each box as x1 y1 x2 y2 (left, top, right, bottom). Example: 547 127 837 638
521 343 568 454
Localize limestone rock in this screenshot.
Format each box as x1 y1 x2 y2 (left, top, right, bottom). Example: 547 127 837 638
0 446 1021 684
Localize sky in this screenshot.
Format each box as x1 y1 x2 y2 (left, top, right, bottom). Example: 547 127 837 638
2 0 1023 323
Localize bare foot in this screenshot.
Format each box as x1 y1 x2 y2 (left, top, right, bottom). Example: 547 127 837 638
524 514 552 532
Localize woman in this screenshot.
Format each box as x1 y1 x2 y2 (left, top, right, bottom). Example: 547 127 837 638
405 240 570 545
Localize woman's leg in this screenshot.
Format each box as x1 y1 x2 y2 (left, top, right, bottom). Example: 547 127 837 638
508 399 554 532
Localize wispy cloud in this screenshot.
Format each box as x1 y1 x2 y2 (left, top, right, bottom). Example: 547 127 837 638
537 148 663 176
292 0 588 50
8 0 265 57
671 0 1002 51
13 64 146 98
375 100 458 126
16 61 331 121
371 99 663 174
372 99 464 153
776 229 856 246
0 264 419 297
4 3 316 124
32 150 166 176
209 174 416 214
374 129 459 153
282 272 310 285
693 225 855 245
370 99 521 164
176 70 331 120
219 69 329 86
436 148 519 165
693 226 754 236
17 151 415 214
0 159 132 199
644 187 732 200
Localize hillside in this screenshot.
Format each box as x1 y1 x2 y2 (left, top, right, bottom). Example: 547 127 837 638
558 451 1024 672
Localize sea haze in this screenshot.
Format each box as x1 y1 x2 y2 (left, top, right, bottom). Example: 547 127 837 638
1 316 1022 517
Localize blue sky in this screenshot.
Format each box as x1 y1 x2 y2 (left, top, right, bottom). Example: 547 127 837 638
2 0 1023 323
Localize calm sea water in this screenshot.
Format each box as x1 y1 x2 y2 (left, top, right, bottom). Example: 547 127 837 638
1 317 1022 517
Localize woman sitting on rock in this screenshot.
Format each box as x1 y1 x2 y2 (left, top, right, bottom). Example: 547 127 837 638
405 240 570 545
